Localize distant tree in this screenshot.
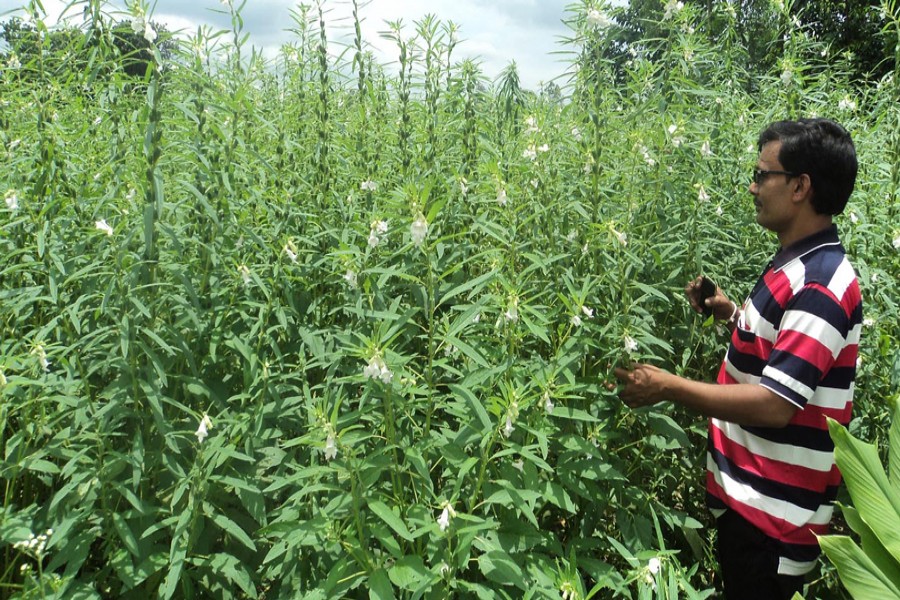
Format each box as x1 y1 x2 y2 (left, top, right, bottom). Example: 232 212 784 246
609 0 892 84
793 0 892 80
1 15 176 81
540 81 563 105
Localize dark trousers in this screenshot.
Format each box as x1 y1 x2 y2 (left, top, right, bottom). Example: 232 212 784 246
716 510 806 600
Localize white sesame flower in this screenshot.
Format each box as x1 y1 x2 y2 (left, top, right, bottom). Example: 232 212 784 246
862 317 874 327
502 415 514 438
504 298 518 323
143 22 157 44
437 505 452 531
8 139 21 150
892 235 900 249
360 180 378 192
697 185 709 203
284 244 298 263
572 127 582 141
238 264 251 286
363 359 380 379
571 314 582 327
368 230 379 248
872 273 880 283
612 227 628 247
838 97 856 111
511 459 524 472
525 116 537 129
363 356 392 384
324 432 337 460
459 178 468 196
849 212 858 224
663 0 684 20
5 189 18 211
410 215 428 247
780 67 793 87
7 54 21 69
581 305 594 318
343 270 358 288
378 364 392 384
716 205 724 217
131 17 144 34
530 179 539 189
32 345 50 372
0 370 6 386
701 140 712 157
668 124 678 135
523 145 537 161
586 8 612 28
195 414 212 443
566 230 578 242
440 561 451 577
472 311 481 323
497 189 508 206
95 219 113 236
648 557 661 574
374 220 388 234
640 145 655 167
624 335 638 354
537 143 549 153
543 392 554 414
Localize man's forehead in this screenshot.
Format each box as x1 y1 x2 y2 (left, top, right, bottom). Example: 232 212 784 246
758 140 782 163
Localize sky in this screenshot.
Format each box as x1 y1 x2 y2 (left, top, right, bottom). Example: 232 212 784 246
11 0 595 90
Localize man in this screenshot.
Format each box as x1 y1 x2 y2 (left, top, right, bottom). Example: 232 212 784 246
613 118 862 600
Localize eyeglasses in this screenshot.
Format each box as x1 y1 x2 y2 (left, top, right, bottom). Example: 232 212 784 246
752 168 798 185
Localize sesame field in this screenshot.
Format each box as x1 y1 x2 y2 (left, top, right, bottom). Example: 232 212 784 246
2 0 900 598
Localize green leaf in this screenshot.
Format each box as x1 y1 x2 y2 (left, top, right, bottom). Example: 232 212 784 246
210 511 257 552
438 270 495 308
450 384 492 433
478 549 524 587
369 568 396 600
889 397 900 498
647 412 691 449
839 504 900 585
819 535 900 599
388 556 432 591
111 513 140 558
552 406 600 422
828 418 900 564
368 500 414 542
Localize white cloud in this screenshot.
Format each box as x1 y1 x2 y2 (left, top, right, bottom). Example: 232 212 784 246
10 0 577 89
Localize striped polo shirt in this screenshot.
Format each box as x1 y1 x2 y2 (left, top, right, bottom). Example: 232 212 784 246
707 225 862 576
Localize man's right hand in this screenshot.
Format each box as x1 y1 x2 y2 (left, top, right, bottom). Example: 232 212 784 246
685 276 736 322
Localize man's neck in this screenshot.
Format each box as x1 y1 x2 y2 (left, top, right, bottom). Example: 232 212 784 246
777 215 834 248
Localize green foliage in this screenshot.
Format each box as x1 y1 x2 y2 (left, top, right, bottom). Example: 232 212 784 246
611 0 895 83
1 0 898 599
819 398 900 599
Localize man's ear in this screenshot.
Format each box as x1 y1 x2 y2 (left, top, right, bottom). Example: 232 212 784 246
793 173 813 202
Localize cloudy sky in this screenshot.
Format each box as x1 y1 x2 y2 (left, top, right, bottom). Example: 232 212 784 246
18 0 596 90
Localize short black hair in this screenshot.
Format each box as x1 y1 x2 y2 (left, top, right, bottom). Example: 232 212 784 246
758 118 857 215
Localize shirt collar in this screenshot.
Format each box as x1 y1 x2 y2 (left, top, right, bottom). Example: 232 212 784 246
771 225 843 272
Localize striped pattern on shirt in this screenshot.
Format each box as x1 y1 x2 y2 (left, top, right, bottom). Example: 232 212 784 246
707 226 862 576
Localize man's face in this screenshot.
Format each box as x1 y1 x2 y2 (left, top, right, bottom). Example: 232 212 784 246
750 140 797 234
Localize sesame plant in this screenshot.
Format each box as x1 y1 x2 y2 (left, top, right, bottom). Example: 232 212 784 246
1 0 899 599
